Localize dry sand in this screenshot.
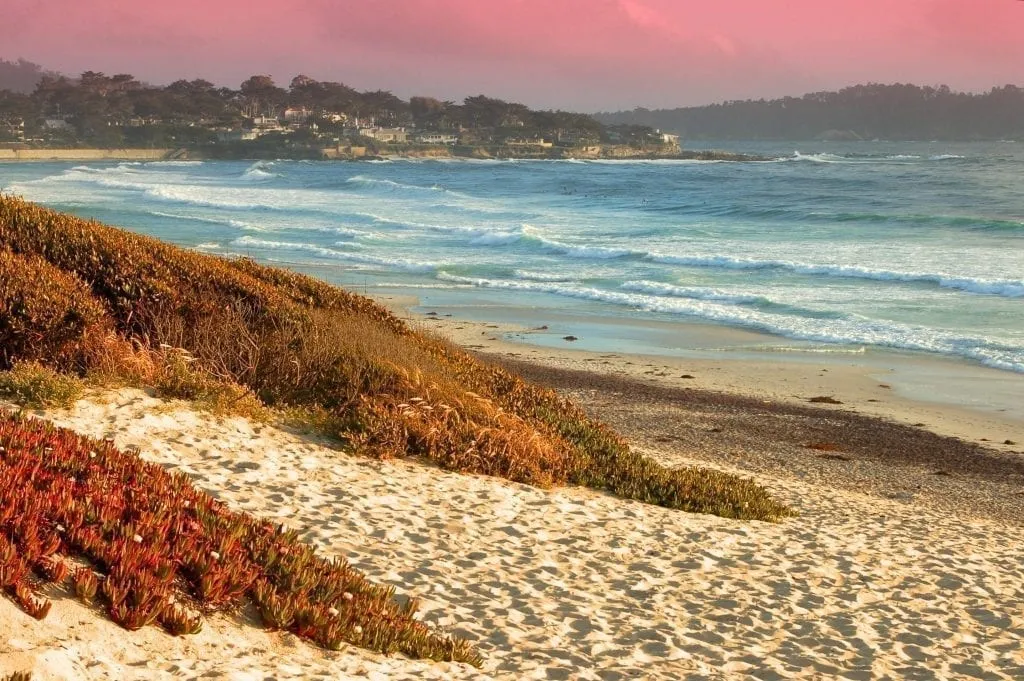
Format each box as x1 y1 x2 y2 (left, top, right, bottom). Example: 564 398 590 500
3 307 1024 680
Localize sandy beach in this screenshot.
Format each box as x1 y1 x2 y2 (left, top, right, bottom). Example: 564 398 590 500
3 298 1023 680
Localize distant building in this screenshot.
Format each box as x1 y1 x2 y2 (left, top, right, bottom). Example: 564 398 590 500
283 107 312 123
416 132 460 145
1 118 25 142
360 127 408 143
504 137 553 148
658 132 681 149
43 118 72 131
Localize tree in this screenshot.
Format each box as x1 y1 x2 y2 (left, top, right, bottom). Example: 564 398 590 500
239 75 287 118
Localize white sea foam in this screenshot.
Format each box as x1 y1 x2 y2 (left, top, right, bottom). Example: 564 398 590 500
620 281 766 305
242 161 277 180
435 272 1024 372
526 231 636 259
513 270 577 282
232 236 437 272
147 160 204 167
645 254 1024 298
346 175 447 194
147 210 255 230
791 151 846 163
470 232 522 246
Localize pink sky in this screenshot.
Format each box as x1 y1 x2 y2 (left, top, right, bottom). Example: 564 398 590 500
5 0 1023 110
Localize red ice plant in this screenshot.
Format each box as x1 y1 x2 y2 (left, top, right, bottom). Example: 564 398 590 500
0 412 480 666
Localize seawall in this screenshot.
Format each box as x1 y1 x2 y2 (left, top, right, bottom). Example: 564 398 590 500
0 148 176 162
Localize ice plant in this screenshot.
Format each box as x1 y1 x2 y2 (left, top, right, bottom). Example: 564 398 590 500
0 412 482 666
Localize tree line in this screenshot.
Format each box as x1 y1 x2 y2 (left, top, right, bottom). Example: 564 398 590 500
596 84 1024 141
0 61 661 148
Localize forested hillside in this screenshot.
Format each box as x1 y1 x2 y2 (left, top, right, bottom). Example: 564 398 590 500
596 84 1024 141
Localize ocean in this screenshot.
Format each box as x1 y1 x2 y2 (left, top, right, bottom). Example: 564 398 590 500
3 141 1023 374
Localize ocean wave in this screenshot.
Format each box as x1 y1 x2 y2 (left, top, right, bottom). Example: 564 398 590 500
346 175 465 197
242 161 277 181
786 151 968 164
232 236 436 272
513 269 577 282
138 184 296 211
361 213 530 242
147 210 255 230
536 238 634 259
620 281 766 305
645 254 1024 298
789 152 847 163
147 160 204 167
435 272 1024 373
469 231 523 246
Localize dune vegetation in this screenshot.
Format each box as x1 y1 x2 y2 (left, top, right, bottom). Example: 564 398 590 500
0 194 791 659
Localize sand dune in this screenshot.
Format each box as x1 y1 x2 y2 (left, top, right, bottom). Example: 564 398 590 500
2 388 1022 680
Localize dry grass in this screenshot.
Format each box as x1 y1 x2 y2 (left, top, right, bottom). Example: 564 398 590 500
0 362 84 409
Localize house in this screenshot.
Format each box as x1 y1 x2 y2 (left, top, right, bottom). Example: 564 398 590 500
283 108 312 123
359 127 408 143
416 132 460 145
1 118 25 142
43 118 72 131
504 137 553 148
658 131 681 149
251 116 285 132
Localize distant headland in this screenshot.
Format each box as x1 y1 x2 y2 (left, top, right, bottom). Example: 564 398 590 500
596 83 1024 142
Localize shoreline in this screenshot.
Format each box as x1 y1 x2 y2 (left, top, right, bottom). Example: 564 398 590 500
0 147 767 163
375 293 1024 448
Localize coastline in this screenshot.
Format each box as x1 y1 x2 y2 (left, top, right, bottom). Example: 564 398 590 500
0 147 766 163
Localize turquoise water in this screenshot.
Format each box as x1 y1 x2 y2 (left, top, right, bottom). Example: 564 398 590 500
3 141 1023 373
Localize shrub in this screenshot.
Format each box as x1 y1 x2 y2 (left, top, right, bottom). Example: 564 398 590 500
0 249 107 370
0 361 83 409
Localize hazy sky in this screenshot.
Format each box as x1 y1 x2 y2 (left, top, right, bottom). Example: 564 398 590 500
5 0 1023 111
